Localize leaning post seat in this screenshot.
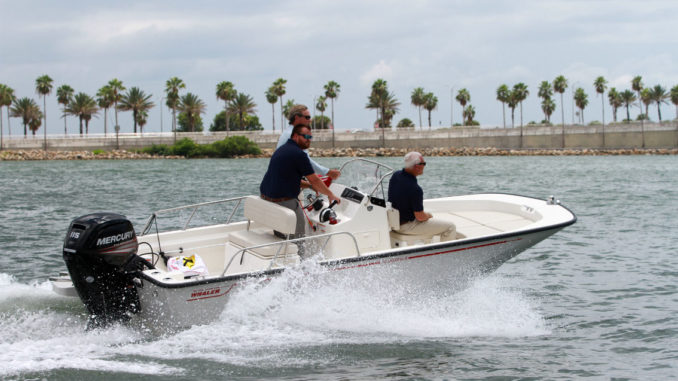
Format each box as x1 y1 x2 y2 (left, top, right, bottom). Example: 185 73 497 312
386 206 435 247
228 196 299 258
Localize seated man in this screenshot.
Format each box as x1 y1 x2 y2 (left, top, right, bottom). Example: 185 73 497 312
388 151 455 241
260 124 340 239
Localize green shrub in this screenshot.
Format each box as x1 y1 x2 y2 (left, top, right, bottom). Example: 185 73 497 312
92 149 105 155
397 118 415 128
139 136 261 158
141 144 172 156
210 136 261 157
171 138 202 158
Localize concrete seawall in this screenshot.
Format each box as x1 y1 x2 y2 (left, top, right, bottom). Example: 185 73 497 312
2 122 677 151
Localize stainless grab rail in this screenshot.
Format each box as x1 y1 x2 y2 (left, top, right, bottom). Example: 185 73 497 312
141 196 248 236
221 231 362 276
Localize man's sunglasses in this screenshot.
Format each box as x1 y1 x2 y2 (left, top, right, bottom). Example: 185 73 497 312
416 162 426 166
301 134 313 140
300 115 311 120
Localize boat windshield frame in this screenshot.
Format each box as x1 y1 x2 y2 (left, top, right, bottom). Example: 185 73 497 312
338 158 394 197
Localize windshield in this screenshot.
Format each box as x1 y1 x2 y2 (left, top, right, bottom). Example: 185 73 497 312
338 158 393 197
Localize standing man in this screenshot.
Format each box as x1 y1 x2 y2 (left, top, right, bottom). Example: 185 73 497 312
388 152 456 241
261 124 341 238
278 104 340 180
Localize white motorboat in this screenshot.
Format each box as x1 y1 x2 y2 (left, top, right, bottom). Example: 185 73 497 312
52 159 576 330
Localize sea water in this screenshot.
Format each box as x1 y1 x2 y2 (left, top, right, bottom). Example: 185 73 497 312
0 155 676 379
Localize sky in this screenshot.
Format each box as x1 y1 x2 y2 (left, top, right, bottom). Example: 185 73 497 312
1 0 677 136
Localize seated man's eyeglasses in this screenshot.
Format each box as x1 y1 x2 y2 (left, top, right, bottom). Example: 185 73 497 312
416 162 426 166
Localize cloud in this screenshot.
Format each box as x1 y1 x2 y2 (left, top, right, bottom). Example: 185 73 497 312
360 60 395 87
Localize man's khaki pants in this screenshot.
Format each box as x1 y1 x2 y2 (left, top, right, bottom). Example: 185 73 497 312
397 218 456 241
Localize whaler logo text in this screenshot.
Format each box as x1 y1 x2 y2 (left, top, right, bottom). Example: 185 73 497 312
97 231 134 246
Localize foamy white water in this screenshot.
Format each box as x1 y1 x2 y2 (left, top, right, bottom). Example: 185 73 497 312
0 263 546 377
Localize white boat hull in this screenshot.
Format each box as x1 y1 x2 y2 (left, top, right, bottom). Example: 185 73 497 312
52 160 576 330
131 223 566 330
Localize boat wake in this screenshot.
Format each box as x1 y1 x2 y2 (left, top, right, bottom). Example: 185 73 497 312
0 266 548 377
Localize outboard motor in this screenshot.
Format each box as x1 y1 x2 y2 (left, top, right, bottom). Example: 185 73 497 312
63 213 146 328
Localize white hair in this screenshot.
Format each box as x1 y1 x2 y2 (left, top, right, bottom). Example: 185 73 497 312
403 151 423 168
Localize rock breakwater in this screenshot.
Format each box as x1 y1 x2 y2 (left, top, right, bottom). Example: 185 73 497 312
0 150 182 161
2 147 677 161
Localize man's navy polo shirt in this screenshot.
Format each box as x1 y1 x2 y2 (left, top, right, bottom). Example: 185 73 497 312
260 139 314 199
387 169 423 224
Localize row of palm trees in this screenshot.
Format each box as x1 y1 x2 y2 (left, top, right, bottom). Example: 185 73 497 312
2 74 678 144
499 75 678 129
364 76 678 131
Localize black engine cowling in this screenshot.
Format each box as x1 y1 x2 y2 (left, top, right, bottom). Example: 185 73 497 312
63 212 144 328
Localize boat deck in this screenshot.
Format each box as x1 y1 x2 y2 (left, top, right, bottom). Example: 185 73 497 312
433 210 535 239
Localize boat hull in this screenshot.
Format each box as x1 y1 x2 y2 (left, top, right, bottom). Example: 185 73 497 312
132 224 564 331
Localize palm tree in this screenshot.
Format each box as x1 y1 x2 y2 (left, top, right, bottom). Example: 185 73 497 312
640 88 652 121
650 85 669 122
271 78 287 131
367 79 388 124
411 87 425 129
366 81 399 146
553 75 568 127
28 114 42 136
631 75 643 121
227 93 257 131
312 95 327 129
620 90 637 122
538 81 553 100
135 110 148 133
0 84 16 141
423 92 437 129
56 84 74 135
324 80 341 131
216 81 237 133
671 85 678 122
455 89 470 125
177 93 206 132
593 76 608 126
507 91 519 129
574 88 588 124
608 88 622 123
64 93 99 135
512 83 529 128
35 75 53 148
537 81 553 122
283 99 295 120
265 88 278 131
11 97 42 137
96 85 115 136
366 79 400 129
496 84 509 128
315 96 327 129
463 105 475 126
0 84 5 146
107 79 126 130
118 87 154 134
165 77 185 139
541 98 556 124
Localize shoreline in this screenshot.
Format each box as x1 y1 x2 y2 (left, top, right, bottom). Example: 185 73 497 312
2 147 677 161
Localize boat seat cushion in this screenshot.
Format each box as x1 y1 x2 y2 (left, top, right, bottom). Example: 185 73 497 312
389 231 433 242
243 195 297 235
230 228 298 258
